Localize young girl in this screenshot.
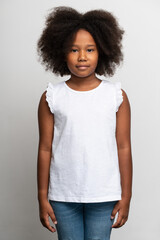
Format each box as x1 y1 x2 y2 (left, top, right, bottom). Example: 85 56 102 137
37 6 132 240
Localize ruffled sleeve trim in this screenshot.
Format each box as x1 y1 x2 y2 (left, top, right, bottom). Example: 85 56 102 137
45 82 55 114
114 82 123 112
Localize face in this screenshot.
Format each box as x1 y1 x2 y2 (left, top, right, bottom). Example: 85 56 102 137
65 29 99 78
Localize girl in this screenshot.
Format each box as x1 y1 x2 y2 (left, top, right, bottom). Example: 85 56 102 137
37 6 132 240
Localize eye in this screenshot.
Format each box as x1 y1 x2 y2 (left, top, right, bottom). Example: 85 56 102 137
71 49 78 52
87 49 94 52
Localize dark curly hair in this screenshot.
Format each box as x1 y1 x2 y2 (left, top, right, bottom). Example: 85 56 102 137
37 6 124 77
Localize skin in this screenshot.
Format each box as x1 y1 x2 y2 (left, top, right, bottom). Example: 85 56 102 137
64 28 101 89
37 29 132 233
111 89 132 228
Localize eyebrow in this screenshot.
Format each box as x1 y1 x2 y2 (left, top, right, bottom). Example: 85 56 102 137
71 44 96 47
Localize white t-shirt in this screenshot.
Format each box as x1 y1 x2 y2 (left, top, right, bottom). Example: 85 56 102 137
46 79 123 203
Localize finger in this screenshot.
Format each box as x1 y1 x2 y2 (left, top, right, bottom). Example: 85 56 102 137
49 211 58 225
44 218 56 232
118 218 125 228
41 216 56 233
111 204 119 220
119 217 128 228
112 214 123 228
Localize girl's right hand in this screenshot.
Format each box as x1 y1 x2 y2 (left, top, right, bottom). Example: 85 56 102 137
38 199 58 233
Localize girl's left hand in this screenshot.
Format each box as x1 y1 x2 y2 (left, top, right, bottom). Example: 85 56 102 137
111 198 131 228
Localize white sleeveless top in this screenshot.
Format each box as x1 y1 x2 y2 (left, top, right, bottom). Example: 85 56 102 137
46 79 123 203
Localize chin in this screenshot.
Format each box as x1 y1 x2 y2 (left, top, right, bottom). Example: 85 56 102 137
72 70 95 78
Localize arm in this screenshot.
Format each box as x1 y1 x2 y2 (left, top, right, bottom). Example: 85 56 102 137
37 91 57 232
111 89 133 228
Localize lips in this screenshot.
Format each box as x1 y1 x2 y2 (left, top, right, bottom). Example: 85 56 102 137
76 65 89 67
76 65 90 70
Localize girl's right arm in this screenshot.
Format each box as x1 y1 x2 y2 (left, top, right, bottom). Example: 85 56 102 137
37 91 57 233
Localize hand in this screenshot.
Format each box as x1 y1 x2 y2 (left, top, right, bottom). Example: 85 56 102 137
111 198 131 228
38 199 58 233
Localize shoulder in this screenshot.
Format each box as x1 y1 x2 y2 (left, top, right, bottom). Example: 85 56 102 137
40 90 47 100
44 81 64 94
121 88 127 98
39 81 64 114
110 81 131 111
38 91 47 108
121 89 130 108
38 90 53 116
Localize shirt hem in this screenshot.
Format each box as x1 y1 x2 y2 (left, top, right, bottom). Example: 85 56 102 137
48 194 121 203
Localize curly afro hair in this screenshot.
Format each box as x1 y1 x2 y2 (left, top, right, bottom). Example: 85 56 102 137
37 6 124 77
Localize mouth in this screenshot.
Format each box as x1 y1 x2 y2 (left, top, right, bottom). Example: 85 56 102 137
76 65 90 70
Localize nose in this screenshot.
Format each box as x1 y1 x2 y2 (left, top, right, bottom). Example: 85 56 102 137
78 50 87 61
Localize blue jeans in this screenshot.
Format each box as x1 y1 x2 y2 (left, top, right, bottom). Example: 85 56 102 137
49 200 118 240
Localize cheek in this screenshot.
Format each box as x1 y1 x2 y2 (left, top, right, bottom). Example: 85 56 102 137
66 55 76 66
92 54 99 66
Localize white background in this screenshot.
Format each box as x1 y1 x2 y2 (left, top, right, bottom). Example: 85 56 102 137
1 0 160 239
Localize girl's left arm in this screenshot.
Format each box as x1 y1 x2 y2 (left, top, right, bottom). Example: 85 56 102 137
111 89 133 228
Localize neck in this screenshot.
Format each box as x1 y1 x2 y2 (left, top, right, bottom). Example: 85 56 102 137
68 73 100 87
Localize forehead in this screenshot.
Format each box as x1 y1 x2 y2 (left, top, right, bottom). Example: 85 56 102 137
71 29 96 46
